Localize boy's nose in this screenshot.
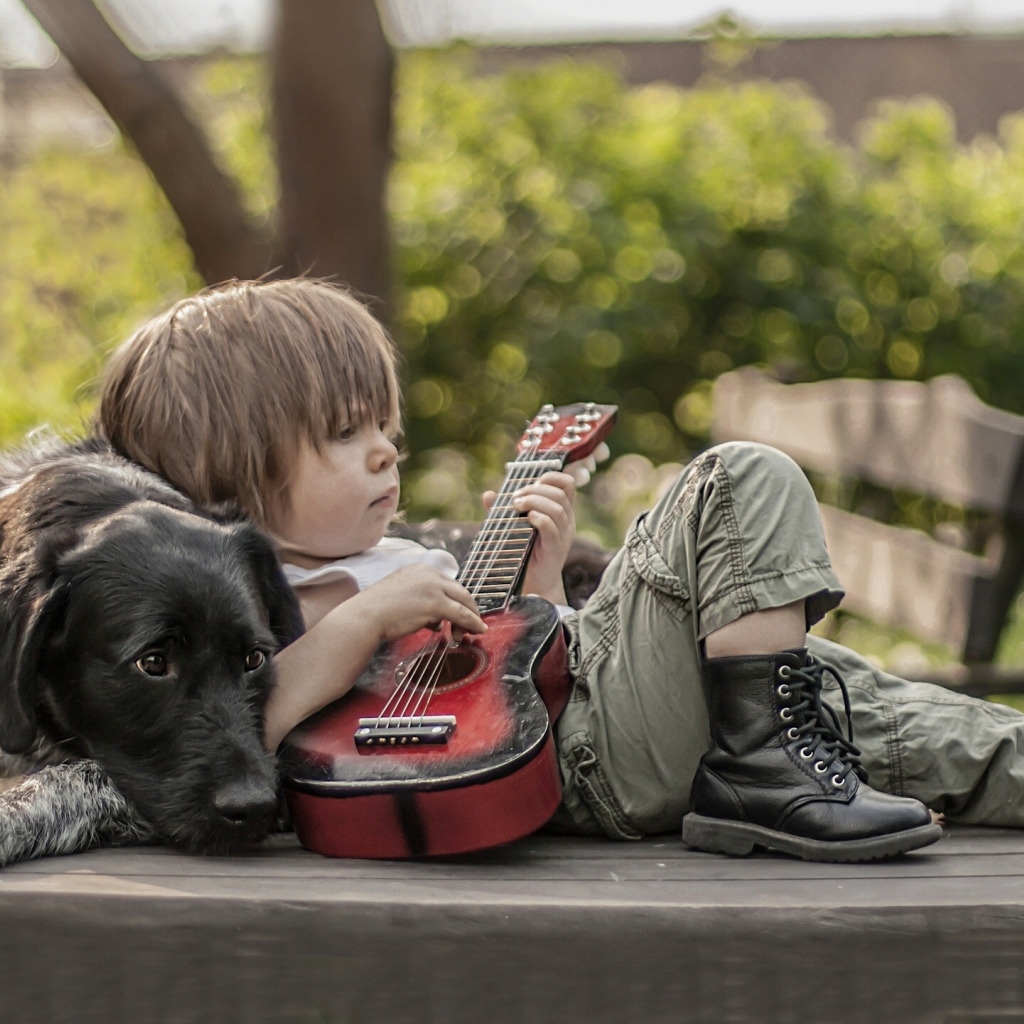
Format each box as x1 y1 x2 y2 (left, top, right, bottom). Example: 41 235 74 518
369 433 398 470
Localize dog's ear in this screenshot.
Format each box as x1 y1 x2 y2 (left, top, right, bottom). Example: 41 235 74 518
233 524 305 648
202 500 250 525
0 574 71 753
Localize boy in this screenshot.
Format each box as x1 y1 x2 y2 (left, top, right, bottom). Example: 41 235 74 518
98 278 1024 862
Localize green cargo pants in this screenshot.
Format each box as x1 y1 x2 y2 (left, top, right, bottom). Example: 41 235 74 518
553 441 1024 837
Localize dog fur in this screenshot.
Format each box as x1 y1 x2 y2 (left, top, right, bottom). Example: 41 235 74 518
0 435 303 865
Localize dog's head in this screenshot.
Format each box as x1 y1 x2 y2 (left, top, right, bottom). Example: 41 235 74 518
0 485 304 854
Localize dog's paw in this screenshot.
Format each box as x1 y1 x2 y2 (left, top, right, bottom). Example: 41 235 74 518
0 760 154 867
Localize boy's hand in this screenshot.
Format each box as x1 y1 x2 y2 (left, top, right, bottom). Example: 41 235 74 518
564 441 610 488
483 470 577 607
354 563 487 643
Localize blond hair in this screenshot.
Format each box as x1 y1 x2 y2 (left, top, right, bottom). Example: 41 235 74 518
98 278 400 522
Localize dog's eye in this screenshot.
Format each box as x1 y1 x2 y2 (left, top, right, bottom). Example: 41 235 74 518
244 649 267 672
135 652 169 677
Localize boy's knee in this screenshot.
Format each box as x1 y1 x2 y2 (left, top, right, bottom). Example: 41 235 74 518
704 440 810 495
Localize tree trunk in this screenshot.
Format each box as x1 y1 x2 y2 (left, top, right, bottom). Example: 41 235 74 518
271 0 394 317
21 0 273 284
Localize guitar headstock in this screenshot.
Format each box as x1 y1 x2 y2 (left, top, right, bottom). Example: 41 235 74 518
515 402 618 465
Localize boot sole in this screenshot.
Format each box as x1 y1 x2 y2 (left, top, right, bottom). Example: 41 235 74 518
681 813 943 863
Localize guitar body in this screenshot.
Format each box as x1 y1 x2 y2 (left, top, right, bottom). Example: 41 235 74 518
280 595 569 859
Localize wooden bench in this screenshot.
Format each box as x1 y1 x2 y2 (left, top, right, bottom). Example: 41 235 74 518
3 827 1024 1024
711 367 1024 694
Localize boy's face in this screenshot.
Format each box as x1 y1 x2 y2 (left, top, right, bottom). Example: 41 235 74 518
265 423 400 565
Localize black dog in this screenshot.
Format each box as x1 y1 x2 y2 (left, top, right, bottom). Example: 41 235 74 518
0 436 303 863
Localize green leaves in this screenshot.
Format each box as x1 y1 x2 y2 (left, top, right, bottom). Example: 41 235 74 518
391 56 844 518
0 142 199 441
389 55 1024 538
7 52 1024 545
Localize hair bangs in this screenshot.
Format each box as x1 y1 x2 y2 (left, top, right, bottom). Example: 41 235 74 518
281 295 401 452
326 335 401 440
99 278 401 525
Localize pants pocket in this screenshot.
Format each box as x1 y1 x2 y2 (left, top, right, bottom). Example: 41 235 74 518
561 736 643 841
624 512 690 603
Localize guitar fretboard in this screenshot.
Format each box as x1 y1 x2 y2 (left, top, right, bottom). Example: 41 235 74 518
456 457 564 606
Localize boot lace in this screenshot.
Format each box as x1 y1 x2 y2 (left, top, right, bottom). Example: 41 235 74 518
776 657 867 786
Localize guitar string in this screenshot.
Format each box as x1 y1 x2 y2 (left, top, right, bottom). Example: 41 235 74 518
394 438 552 727
381 439 548 726
370 425 573 734
368 408 606 743
368 440 541 727
370 442 542 729
462 436 543 603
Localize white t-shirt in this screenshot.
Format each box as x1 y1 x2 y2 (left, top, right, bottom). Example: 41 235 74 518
281 536 459 593
281 535 574 617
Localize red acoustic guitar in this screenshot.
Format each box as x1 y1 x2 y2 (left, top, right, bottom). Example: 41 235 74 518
279 402 617 859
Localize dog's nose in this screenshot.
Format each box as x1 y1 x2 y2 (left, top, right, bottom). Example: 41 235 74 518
212 779 278 827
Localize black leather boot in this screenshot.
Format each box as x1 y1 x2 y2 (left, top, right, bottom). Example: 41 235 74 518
681 648 942 862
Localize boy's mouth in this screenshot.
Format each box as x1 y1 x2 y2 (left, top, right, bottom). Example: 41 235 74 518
371 487 399 510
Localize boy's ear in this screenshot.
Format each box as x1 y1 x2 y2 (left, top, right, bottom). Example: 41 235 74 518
0 572 72 754
234 524 305 648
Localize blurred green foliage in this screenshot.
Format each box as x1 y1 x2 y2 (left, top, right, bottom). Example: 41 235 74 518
0 144 199 439
6 49 1024 552
0 57 263 447
393 51 850 472
390 53 1024 527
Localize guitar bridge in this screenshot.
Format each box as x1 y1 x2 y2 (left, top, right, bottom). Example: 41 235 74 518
354 715 457 749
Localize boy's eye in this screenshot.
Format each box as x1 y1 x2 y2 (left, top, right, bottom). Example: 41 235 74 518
337 425 354 441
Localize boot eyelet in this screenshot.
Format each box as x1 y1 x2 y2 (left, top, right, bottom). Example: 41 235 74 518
814 761 828 773
786 727 800 741
800 747 814 759
779 708 794 722
776 683 792 698
832 775 846 786
777 665 792 679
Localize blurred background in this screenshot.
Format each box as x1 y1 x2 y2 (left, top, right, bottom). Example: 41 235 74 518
5 0 1024 672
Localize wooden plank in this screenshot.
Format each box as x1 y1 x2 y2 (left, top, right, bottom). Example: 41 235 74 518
1 831 1024 1024
711 368 1024 667
1 829 1022 891
712 368 1024 516
818 504 994 655
910 661 1024 695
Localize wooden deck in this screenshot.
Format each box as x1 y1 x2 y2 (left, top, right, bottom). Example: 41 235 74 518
3 826 1024 1024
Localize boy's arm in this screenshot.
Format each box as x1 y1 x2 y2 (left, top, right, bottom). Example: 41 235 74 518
263 563 487 751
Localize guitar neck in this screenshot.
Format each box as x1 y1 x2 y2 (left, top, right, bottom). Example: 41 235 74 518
454 402 618 611
456 455 565 608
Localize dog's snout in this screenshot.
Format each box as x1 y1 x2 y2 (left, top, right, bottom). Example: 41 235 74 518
212 778 278 827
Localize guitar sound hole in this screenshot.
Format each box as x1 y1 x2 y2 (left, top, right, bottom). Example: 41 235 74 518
395 643 488 692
